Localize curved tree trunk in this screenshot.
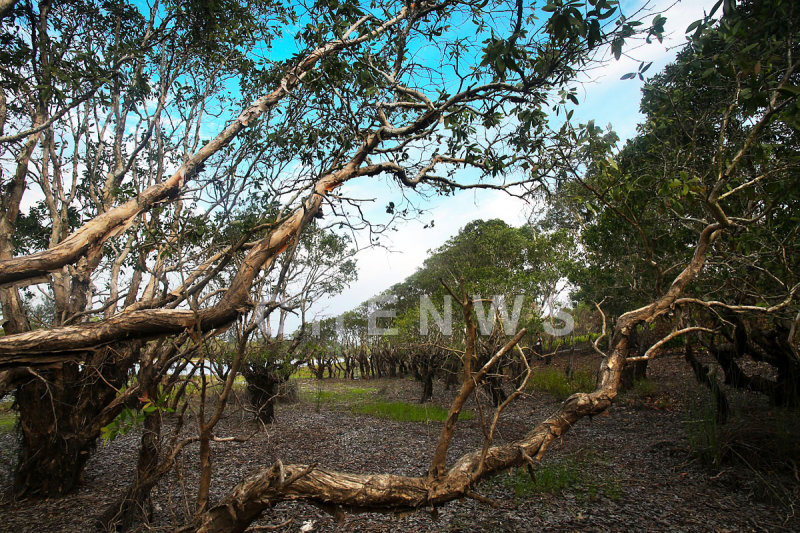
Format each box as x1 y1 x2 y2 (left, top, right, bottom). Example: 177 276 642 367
186 223 720 533
188 343 626 533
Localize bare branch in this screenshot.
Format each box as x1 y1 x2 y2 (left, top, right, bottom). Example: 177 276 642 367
626 326 717 362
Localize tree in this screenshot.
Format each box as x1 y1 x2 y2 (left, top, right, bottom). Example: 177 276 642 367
385 218 574 400
241 222 357 423
188 3 800 530
0 0 297 496
551 0 800 399
0 0 674 527
329 219 574 403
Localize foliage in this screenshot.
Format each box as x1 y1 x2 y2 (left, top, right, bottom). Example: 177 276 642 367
549 0 800 322
396 219 576 330
100 392 174 443
0 0 721 516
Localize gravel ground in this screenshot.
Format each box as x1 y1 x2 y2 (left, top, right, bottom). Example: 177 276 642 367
1 351 798 532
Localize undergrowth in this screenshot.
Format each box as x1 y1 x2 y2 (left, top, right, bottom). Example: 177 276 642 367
502 450 623 501
290 366 315 380
618 378 672 409
352 400 472 423
528 367 595 400
0 398 16 433
0 413 16 432
299 384 472 423
686 386 800 509
631 378 658 397
300 387 377 405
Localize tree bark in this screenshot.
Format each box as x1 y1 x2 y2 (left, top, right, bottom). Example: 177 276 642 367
13 344 139 497
244 370 282 424
97 360 162 531
188 348 620 533
419 371 434 403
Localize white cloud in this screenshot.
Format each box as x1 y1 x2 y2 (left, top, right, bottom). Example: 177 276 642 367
304 187 533 325
568 0 717 140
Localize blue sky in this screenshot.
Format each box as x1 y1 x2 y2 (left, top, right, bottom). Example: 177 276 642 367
8 0 717 332
294 0 718 330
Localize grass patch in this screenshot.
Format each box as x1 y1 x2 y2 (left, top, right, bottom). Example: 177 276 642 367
353 400 472 423
619 378 672 409
506 458 579 496
298 381 469 423
290 366 315 380
0 412 16 432
503 451 622 501
0 399 16 433
685 387 800 507
528 368 595 400
631 378 658 397
685 387 725 469
300 386 377 404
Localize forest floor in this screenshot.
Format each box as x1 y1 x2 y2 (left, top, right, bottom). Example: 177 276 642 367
1 350 799 532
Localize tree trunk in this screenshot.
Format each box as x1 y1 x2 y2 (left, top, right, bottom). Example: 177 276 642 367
14 372 89 496
97 362 162 531
486 376 507 407
196 428 212 514
245 374 280 424
420 371 433 403
14 346 137 497
685 344 729 423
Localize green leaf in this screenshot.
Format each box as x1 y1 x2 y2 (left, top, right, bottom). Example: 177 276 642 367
777 85 800 97
611 37 623 60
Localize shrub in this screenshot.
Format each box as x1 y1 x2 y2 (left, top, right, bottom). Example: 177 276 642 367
528 368 596 400
686 387 800 505
506 459 579 496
